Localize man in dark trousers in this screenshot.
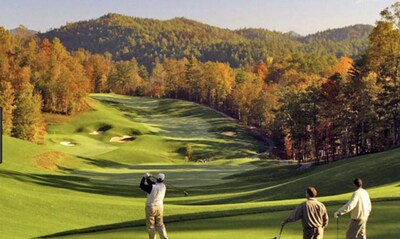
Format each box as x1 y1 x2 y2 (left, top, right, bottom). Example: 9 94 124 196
140 172 168 239
282 187 329 239
334 178 372 239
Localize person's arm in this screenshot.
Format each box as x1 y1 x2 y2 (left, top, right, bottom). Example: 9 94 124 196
367 192 372 213
322 205 329 228
368 199 372 213
140 175 154 194
146 177 155 185
283 203 303 224
337 191 358 215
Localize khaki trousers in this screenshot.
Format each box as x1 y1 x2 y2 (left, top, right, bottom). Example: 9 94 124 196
303 227 324 239
346 218 367 239
145 205 168 239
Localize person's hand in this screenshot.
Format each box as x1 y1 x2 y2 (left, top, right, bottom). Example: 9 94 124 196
144 172 151 178
334 211 340 219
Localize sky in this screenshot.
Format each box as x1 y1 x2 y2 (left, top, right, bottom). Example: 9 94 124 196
0 0 397 35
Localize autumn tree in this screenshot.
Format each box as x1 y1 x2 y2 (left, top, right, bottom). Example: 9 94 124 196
367 2 400 147
163 58 188 99
0 81 15 135
228 68 262 123
325 55 354 78
148 62 166 98
0 28 15 135
84 53 111 93
11 67 46 143
202 62 234 109
109 59 144 95
0 27 14 91
186 56 205 103
253 61 269 81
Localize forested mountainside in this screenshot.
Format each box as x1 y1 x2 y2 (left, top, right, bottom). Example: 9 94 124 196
5 6 397 163
40 13 372 73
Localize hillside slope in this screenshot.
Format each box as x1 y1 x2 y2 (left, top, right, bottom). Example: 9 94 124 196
39 13 372 71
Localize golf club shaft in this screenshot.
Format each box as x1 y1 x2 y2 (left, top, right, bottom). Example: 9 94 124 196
149 176 188 194
337 217 339 239
279 224 284 237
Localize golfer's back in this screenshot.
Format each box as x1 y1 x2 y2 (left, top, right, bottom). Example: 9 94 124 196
303 199 328 229
146 183 166 206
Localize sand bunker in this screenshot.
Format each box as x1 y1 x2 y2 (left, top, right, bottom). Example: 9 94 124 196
221 131 237 137
110 136 134 143
60 141 76 146
89 130 103 135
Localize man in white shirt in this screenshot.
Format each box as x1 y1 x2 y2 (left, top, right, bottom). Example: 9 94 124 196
140 172 168 239
334 178 372 239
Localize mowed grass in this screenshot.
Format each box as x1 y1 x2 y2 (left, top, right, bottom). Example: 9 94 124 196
59 201 400 239
0 136 144 239
1 93 399 239
0 94 264 238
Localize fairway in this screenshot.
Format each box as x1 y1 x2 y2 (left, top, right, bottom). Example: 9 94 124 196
1 94 400 239
58 202 400 239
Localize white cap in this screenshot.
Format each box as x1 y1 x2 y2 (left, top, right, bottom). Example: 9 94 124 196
157 173 165 181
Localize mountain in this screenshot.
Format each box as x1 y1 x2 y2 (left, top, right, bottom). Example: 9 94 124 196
39 13 372 73
300 24 373 58
10 25 38 36
303 24 373 42
285 31 302 38
40 14 252 68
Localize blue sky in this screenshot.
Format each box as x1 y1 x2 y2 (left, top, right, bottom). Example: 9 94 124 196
0 0 397 35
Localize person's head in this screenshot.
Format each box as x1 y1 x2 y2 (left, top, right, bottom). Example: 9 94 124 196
353 178 363 189
156 173 165 183
306 187 318 198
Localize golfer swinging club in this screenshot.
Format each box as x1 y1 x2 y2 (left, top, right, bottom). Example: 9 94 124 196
140 172 168 239
282 187 328 239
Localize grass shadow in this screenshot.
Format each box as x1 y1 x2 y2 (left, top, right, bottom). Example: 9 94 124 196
0 168 143 198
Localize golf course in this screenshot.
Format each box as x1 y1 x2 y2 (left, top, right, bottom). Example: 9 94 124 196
1 93 399 239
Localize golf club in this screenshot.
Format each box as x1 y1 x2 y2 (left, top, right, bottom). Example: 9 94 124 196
150 176 189 196
336 217 339 239
273 224 284 239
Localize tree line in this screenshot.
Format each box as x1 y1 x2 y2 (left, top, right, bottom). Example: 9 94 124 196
0 27 90 143
1 3 399 163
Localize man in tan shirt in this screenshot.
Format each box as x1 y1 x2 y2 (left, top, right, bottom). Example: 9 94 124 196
334 178 371 239
282 187 329 239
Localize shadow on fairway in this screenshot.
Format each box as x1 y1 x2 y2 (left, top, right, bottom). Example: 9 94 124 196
170 138 260 161
0 162 250 199
78 156 134 168
35 204 291 239
0 168 144 198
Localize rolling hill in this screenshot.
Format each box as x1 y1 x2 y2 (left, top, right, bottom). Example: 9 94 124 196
39 13 372 71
